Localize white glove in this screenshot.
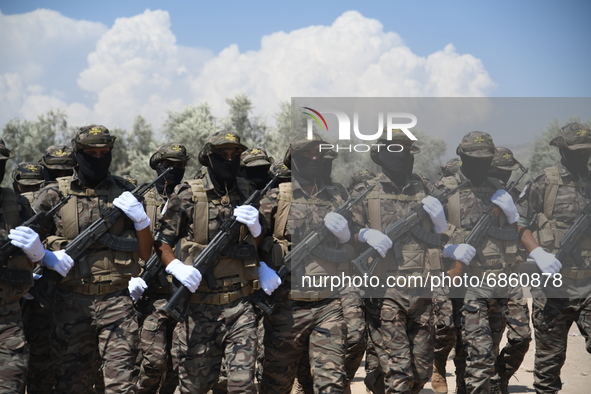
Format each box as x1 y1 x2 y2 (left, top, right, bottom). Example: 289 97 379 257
113 191 151 231
234 205 262 237
324 212 351 243
530 247 562 274
258 261 282 296
128 277 148 301
491 189 519 224
8 226 45 262
422 196 448 234
358 228 393 258
443 244 476 265
165 259 202 293
41 249 74 277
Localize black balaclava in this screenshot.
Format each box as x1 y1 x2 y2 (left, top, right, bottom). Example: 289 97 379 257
42 167 74 183
459 153 492 186
0 160 6 184
240 165 271 190
488 169 512 185
155 163 185 196
560 148 590 178
207 153 241 194
378 148 414 187
291 153 324 185
322 158 334 186
75 150 112 188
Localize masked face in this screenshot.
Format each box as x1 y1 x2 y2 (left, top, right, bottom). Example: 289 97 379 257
241 165 270 190
292 150 324 184
207 153 241 183
0 160 5 184
75 149 112 188
378 148 414 186
560 148 590 177
155 162 186 195
459 154 492 186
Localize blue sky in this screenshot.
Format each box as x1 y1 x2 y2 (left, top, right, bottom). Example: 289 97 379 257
0 0 589 141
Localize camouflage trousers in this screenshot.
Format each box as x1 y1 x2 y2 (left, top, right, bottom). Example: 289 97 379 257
22 298 54 394
365 289 434 394
497 288 531 383
172 297 257 394
432 289 467 392
0 300 28 394
364 335 384 394
293 292 367 394
261 296 347 393
461 296 507 393
137 296 178 394
51 288 140 394
531 290 591 394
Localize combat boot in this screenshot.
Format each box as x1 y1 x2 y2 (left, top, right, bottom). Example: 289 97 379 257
431 358 448 394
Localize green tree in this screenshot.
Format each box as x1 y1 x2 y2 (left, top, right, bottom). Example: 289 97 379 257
222 94 269 149
163 103 216 177
1 110 69 186
126 116 157 183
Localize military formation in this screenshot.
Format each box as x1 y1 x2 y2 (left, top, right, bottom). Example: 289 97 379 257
0 121 590 394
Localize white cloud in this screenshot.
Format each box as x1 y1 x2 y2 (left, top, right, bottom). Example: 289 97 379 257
0 9 494 133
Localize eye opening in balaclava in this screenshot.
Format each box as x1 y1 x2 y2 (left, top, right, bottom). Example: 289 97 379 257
75 150 112 188
291 150 325 185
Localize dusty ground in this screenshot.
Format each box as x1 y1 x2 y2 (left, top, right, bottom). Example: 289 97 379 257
348 299 590 393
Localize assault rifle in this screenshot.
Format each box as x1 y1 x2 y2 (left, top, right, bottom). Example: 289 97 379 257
351 180 470 277
447 165 528 278
554 202 591 269
30 168 171 307
0 194 72 287
251 183 376 316
163 173 279 322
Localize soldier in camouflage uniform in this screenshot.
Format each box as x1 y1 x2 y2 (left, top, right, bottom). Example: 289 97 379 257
520 122 591 394
11 162 45 204
33 125 154 393
259 132 350 393
487 147 532 393
155 131 276 393
1 137 73 393
40 144 76 184
349 129 450 393
130 143 190 394
435 132 523 393
431 157 462 394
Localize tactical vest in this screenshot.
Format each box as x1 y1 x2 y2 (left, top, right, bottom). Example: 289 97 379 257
366 176 442 276
442 175 517 268
276 182 353 299
0 187 34 303
53 176 140 287
144 189 165 233
533 167 591 270
179 178 258 297
21 191 36 206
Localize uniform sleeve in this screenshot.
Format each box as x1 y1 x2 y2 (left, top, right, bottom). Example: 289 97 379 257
155 186 193 247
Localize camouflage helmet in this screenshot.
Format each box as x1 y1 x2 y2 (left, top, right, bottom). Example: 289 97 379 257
269 160 291 180
198 131 248 166
549 122 591 151
241 147 273 167
72 125 116 152
492 146 520 171
41 145 76 170
0 137 13 161
349 168 376 190
149 143 191 170
376 128 420 154
284 131 328 169
456 131 495 158
12 162 44 186
439 157 462 177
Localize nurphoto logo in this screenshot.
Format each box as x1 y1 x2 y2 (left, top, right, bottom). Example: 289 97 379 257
302 107 418 153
